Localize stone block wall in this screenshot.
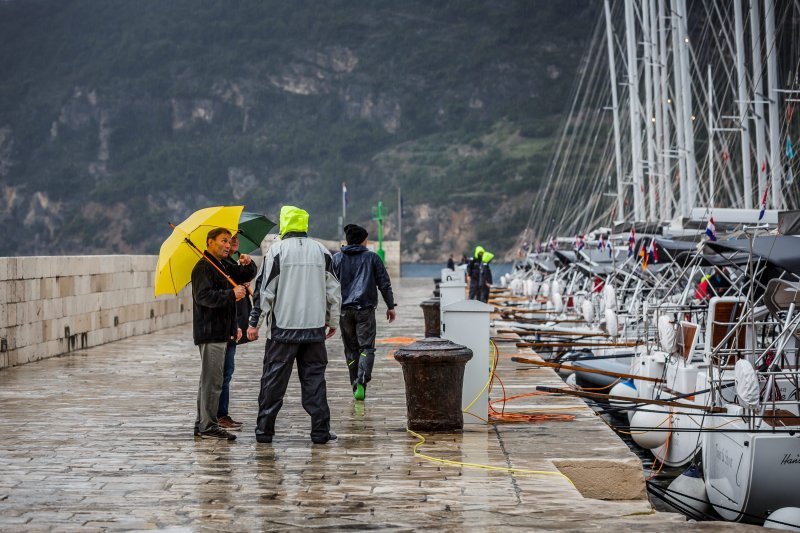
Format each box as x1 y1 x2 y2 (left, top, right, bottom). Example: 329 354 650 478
0 255 192 370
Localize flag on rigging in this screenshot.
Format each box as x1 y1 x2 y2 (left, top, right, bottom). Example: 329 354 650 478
573 234 585 251
758 183 769 221
549 236 557 251
786 138 795 159
627 226 636 257
647 238 659 263
598 234 606 251
705 217 717 241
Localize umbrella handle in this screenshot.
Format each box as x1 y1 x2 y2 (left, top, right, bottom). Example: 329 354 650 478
183 238 253 296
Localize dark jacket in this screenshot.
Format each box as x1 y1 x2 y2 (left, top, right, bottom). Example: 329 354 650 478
223 254 258 344
467 258 482 287
332 245 395 311
191 252 257 345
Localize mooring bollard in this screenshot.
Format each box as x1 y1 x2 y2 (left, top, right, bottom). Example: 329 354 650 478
419 298 441 337
393 338 473 432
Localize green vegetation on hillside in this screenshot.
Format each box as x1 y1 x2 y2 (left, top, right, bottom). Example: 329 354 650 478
0 0 597 257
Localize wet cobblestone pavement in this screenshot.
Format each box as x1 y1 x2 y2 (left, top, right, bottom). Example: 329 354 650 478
0 279 761 531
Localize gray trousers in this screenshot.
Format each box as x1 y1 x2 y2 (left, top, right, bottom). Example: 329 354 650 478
195 342 226 433
339 308 377 389
256 340 331 442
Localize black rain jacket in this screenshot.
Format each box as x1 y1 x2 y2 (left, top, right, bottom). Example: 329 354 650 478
332 245 395 311
191 252 257 345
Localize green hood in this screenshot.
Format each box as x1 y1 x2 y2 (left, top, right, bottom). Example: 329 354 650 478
279 205 309 236
481 251 494 264
473 245 485 259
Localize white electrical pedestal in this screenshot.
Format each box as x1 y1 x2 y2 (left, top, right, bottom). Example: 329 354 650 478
441 299 492 425
439 278 466 332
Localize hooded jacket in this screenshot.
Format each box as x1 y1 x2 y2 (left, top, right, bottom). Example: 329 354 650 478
332 245 395 311
250 206 341 343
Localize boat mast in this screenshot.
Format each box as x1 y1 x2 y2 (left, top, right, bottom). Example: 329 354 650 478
658 0 673 220
676 0 696 214
708 64 715 208
604 0 626 221
750 0 768 203
734 0 753 209
625 0 645 221
764 0 782 210
643 0 657 221
649 0 664 221
671 0 689 217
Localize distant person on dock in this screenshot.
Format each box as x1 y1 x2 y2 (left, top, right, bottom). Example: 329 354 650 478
246 206 341 445
191 228 252 441
217 232 257 432
466 245 485 300
459 254 468 266
332 223 396 401
446 254 455 271
478 251 494 303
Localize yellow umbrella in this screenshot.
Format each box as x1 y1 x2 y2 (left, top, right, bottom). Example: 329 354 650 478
155 205 244 296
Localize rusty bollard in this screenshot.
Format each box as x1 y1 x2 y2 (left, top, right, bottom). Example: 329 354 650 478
394 338 473 432
419 297 441 337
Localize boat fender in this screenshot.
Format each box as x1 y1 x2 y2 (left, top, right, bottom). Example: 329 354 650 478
658 316 676 353
604 309 619 337
665 465 711 517
765 508 800 531
609 380 636 409
629 409 670 450
539 281 549 298
564 373 577 389
581 300 594 324
550 279 562 294
734 359 760 410
603 284 616 311
551 291 563 313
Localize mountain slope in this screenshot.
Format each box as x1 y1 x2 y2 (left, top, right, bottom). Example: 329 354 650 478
0 0 597 259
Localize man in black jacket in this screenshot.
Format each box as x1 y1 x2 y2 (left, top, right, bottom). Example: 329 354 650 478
191 227 254 441
216 232 258 431
332 224 396 401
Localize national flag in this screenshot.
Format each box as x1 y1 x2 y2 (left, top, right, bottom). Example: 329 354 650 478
647 238 659 263
607 240 614 258
639 244 648 270
342 182 349 207
598 234 606 251
787 138 795 159
705 217 717 241
573 234 585 251
758 183 769 221
627 226 636 257
549 236 557 251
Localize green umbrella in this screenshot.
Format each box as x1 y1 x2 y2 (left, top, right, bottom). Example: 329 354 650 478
235 212 276 255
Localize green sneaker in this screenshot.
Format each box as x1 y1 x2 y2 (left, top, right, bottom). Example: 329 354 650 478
354 383 365 401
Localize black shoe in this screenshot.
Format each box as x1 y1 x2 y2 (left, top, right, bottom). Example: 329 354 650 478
199 428 237 441
255 434 273 443
312 431 338 444
194 428 200 437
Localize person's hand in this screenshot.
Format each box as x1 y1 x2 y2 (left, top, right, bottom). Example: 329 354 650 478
386 308 396 323
238 254 252 266
233 285 246 301
247 326 259 341
325 326 337 339
236 328 243 342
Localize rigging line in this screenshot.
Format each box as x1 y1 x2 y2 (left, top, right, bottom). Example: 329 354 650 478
525 13 601 239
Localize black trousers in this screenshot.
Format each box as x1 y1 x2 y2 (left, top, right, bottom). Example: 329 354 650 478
256 340 331 441
468 282 480 300
339 307 377 389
